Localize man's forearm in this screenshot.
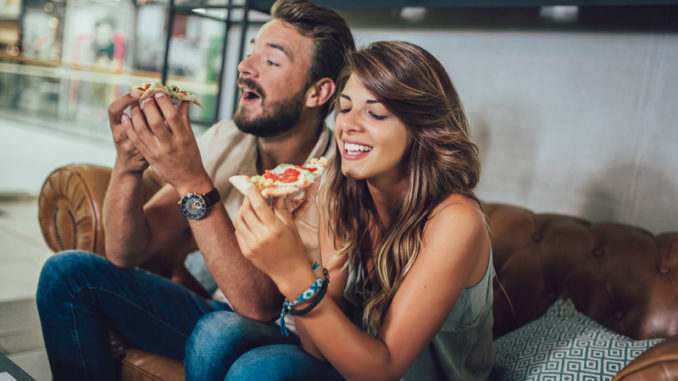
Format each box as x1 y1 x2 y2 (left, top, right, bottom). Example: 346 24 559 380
103 167 151 267
188 205 283 321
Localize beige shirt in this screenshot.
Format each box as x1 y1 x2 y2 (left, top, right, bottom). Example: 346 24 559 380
197 120 335 327
198 119 334 222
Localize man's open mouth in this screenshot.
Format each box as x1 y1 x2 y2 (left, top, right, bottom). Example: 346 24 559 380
238 78 264 103
242 89 260 101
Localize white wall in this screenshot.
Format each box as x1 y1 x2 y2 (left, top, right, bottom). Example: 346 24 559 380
2 7 676 235
0 116 116 195
344 11 677 234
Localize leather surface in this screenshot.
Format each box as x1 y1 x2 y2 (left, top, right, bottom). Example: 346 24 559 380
37 165 678 380
118 348 184 381
38 165 164 256
613 335 678 380
485 203 678 341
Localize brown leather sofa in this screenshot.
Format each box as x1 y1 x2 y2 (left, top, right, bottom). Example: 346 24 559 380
38 164 678 380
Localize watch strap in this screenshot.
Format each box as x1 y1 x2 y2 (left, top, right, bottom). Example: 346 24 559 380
201 187 221 209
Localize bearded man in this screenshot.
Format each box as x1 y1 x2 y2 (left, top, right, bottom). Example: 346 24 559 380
35 1 354 380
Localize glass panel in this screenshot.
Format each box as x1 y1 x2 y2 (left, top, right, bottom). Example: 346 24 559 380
0 0 235 140
162 11 228 126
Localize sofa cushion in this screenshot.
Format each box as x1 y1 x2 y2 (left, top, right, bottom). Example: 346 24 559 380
491 299 663 380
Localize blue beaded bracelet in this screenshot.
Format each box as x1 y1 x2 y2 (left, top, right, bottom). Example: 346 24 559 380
279 267 330 336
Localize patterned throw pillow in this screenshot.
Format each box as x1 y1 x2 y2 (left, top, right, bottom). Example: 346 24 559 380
491 299 663 381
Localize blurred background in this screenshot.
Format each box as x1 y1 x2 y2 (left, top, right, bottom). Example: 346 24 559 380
0 1 676 379
1 1 267 378
0 0 268 148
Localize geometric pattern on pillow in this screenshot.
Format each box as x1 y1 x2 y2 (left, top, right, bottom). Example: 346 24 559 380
491 299 663 381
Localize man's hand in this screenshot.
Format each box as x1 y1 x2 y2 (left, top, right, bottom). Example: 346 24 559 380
108 92 148 174
124 92 211 193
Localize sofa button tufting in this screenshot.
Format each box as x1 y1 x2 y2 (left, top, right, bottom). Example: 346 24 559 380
659 266 671 274
593 248 604 258
532 233 542 242
614 310 623 320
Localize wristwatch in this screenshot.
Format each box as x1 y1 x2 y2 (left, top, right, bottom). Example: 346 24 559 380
178 187 221 220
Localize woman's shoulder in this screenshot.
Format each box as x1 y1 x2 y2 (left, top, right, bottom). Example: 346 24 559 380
429 194 486 228
424 194 491 287
425 194 490 253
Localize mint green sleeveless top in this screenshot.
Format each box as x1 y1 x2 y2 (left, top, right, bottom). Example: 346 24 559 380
343 250 496 381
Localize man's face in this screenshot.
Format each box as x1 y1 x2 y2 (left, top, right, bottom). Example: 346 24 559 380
233 19 315 138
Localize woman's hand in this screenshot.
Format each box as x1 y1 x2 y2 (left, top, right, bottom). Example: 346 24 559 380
233 187 317 299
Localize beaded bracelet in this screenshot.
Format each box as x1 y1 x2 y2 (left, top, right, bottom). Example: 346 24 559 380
279 268 330 336
288 268 329 316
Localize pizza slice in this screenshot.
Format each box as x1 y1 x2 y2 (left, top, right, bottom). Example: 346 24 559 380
130 82 205 109
230 157 328 198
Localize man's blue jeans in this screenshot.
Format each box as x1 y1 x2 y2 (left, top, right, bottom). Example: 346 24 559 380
36 250 234 380
185 311 345 381
37 250 344 381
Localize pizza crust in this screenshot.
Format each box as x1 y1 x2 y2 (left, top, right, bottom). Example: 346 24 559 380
229 157 327 199
229 175 300 198
229 175 254 195
260 185 299 198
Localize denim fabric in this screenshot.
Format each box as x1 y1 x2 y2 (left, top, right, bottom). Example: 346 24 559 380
186 311 345 381
36 250 232 381
185 249 219 295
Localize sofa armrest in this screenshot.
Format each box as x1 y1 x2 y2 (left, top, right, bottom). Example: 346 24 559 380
613 335 678 380
38 164 164 255
38 164 209 297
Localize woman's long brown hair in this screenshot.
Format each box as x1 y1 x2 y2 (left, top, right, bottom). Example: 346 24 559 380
320 41 481 333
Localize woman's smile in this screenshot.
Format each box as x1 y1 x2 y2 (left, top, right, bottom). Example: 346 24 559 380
343 141 373 159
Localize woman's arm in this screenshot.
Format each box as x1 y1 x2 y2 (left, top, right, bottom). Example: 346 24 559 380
235 191 490 381
298 195 490 380
294 242 349 361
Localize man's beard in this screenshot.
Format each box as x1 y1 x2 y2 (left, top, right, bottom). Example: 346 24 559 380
233 84 306 138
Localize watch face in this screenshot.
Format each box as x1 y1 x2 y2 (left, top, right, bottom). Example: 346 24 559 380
180 194 206 219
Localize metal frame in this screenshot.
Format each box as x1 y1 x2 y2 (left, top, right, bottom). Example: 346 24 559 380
161 0 267 126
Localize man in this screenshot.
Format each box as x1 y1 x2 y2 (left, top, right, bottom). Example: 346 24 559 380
35 1 355 379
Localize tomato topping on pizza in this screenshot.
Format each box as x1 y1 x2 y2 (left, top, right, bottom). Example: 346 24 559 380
229 157 328 198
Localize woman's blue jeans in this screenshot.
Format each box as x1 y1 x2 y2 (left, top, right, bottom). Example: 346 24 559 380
185 311 345 381
36 250 233 380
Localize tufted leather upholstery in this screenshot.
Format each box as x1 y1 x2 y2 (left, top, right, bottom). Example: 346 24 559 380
484 204 678 381
486 203 678 340
38 164 678 380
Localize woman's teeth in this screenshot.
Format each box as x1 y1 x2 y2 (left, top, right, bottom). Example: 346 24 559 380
344 142 372 153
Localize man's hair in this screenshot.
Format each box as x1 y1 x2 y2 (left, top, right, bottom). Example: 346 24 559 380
271 0 355 119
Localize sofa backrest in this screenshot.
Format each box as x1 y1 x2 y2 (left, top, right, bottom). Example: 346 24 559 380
38 165 678 340
484 202 678 340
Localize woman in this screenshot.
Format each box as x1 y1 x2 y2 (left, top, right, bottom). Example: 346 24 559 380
230 40 494 380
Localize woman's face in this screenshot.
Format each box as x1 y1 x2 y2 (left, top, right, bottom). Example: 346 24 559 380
334 74 410 185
